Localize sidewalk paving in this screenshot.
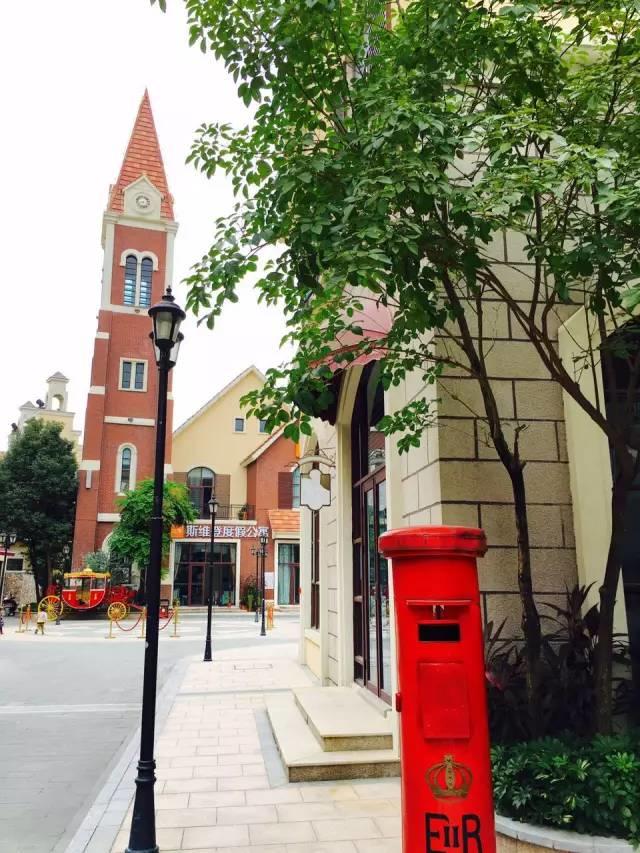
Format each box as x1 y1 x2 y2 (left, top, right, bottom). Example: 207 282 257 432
70 650 401 853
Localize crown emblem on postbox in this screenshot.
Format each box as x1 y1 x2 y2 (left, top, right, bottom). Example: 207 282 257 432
426 754 472 799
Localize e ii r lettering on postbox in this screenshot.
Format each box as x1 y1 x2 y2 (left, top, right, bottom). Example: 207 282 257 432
425 813 483 853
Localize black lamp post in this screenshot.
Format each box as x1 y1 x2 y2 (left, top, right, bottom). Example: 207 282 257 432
126 288 185 853
0 531 17 607
204 495 218 662
250 545 260 623
259 532 268 637
56 545 70 626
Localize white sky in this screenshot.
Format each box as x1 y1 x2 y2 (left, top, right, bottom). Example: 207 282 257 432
0 1 290 451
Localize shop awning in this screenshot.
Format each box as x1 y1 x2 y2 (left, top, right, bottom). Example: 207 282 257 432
268 510 300 539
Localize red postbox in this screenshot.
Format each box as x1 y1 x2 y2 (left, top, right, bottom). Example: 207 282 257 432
379 525 494 853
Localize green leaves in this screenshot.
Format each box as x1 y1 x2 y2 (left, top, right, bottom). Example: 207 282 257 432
0 420 77 596
492 733 640 843
109 480 196 571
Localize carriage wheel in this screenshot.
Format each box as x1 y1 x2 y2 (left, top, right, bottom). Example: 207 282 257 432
107 601 128 622
38 595 63 621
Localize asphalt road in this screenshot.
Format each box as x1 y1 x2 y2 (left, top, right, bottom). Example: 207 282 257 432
0 610 299 853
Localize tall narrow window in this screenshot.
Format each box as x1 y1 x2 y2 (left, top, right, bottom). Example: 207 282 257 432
139 258 153 307
120 447 132 492
292 469 301 508
134 362 145 390
120 359 146 392
124 255 137 305
187 467 215 518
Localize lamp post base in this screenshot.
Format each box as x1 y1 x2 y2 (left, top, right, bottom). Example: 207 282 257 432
125 759 158 853
204 638 212 662
254 607 259 623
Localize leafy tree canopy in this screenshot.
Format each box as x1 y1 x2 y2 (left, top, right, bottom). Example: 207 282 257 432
0 419 77 597
150 0 640 456
108 479 195 569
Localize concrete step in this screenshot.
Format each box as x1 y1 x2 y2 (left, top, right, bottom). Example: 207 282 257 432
293 686 393 752
266 693 400 783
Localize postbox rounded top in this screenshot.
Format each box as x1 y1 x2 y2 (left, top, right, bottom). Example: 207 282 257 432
379 525 487 558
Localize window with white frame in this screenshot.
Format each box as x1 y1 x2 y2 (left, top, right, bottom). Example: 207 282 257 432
122 253 155 307
259 419 268 433
234 417 245 433
120 359 147 392
116 445 137 493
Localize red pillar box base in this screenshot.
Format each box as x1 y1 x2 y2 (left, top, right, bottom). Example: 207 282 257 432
379 526 495 853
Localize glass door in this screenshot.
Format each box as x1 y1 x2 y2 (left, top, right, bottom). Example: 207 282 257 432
362 472 389 701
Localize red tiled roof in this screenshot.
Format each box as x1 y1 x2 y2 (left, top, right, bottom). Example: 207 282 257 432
268 510 300 534
108 90 174 219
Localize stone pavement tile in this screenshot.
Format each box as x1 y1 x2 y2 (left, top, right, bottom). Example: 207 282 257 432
286 843 358 853
218 775 269 791
157 766 195 780
355 840 401 853
155 793 190 810
156 807 218 828
189 790 246 808
157 744 198 758
242 763 268 776
172 755 221 767
216 804 278 825
219 754 265 765
335 800 400 818
373 817 401 838
182 823 251 849
197 744 240 756
248 821 316 845
299 785 359 803
194 764 244 778
313 818 383 842
163 778 219 794
351 782 400 800
277 802 344 823
246 788 303 806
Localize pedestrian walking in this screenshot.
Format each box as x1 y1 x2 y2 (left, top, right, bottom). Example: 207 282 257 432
35 608 47 635
0 607 4 635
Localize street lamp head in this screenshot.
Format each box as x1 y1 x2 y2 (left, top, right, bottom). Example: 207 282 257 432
62 544 70 556
208 495 218 518
2 532 17 547
259 532 268 548
149 287 186 365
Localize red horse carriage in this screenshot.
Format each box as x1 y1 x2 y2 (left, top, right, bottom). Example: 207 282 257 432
40 568 135 618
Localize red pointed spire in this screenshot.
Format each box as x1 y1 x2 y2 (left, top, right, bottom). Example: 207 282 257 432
108 90 174 219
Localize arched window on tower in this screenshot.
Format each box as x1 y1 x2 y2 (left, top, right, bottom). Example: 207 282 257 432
139 258 153 307
122 253 155 307
123 255 138 306
116 445 137 493
187 467 215 518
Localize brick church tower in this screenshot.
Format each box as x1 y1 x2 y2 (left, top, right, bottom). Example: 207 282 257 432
72 91 177 567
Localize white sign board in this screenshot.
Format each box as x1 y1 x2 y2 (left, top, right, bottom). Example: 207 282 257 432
264 572 275 590
300 469 331 511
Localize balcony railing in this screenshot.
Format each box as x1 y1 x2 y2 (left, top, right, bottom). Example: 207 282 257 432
192 503 255 521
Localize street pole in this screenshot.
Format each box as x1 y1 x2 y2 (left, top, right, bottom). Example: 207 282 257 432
251 546 259 623
57 544 69 626
126 290 184 853
260 533 267 638
204 496 217 662
0 532 16 608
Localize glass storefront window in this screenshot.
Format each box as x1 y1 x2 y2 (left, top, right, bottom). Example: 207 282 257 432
173 541 237 606
277 542 300 605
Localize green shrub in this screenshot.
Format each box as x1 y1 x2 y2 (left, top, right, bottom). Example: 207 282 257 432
492 733 640 844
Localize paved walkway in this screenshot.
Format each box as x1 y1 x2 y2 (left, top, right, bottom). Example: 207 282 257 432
69 648 401 853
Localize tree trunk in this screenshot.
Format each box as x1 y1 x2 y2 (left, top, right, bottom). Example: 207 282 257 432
595 477 627 734
509 461 542 735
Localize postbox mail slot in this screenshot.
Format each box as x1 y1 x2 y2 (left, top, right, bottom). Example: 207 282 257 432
419 622 460 642
418 661 470 740
407 599 471 608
